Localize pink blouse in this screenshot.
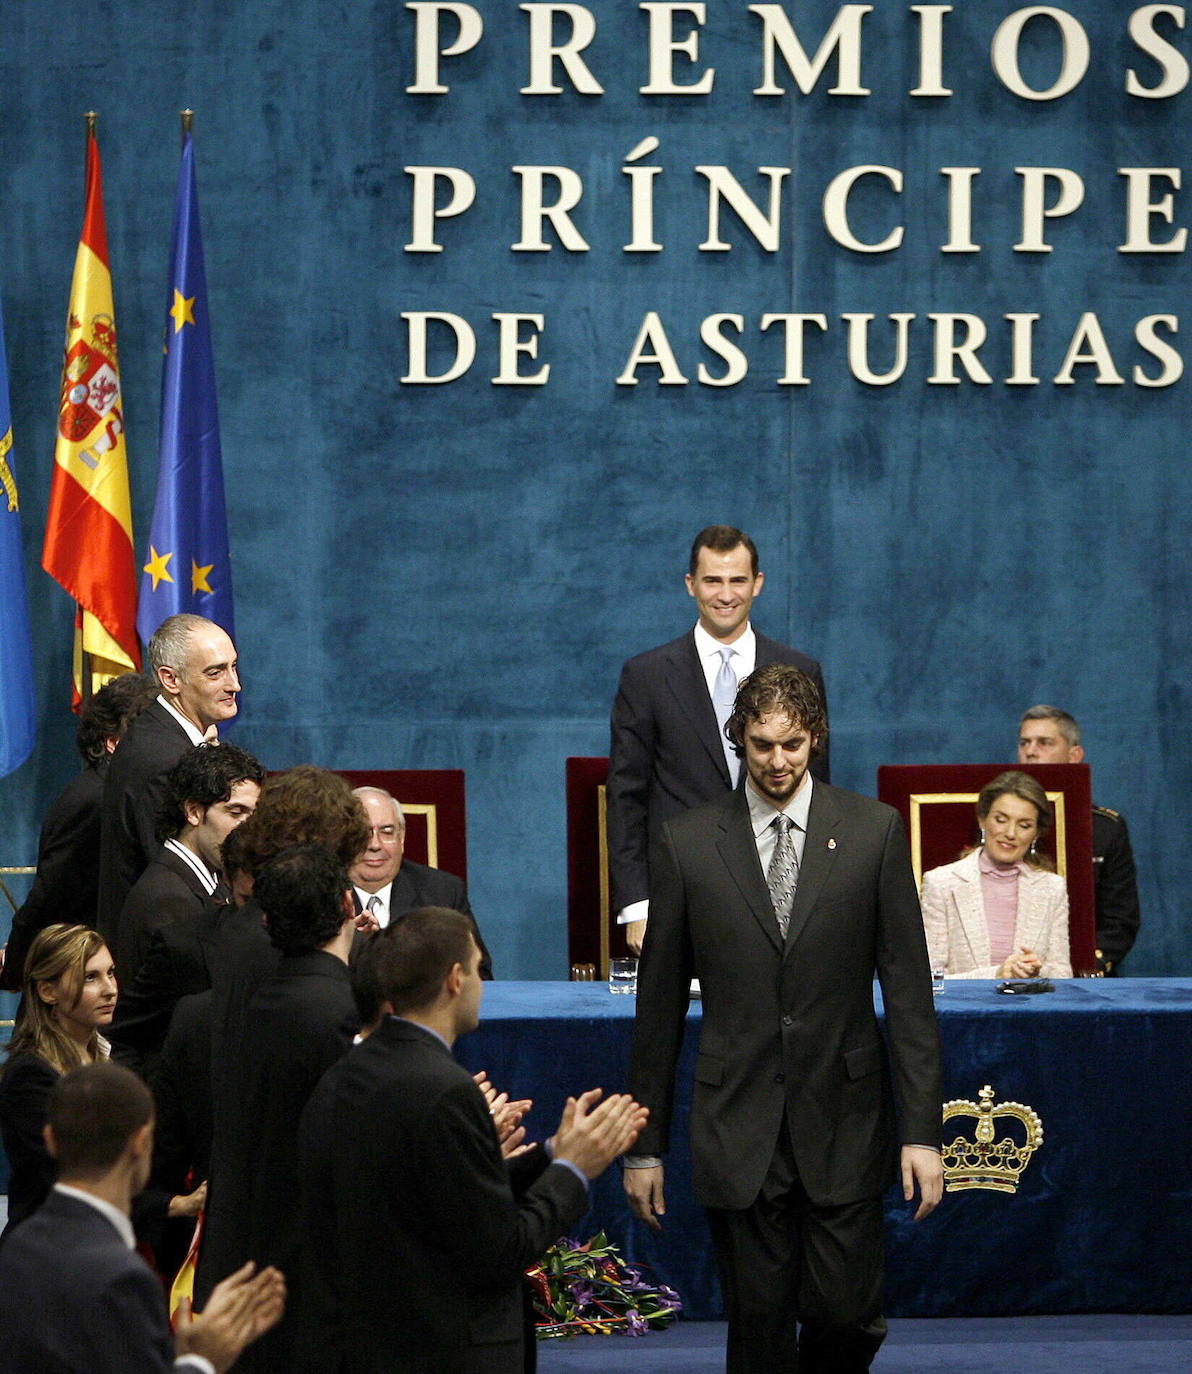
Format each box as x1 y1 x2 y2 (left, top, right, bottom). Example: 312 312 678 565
978 848 1028 968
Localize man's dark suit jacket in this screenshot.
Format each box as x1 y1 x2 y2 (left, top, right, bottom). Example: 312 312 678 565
630 783 941 1211
607 629 829 913
1 763 105 991
114 845 226 986
1092 805 1141 971
0 1051 171 1251
376 860 494 979
197 948 358 1370
0 1190 177 1374
107 890 234 1079
297 1016 588 1374
97 699 193 946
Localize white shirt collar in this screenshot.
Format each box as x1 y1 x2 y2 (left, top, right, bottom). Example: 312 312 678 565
353 882 393 927
163 838 219 896
693 620 756 664
156 694 208 746
746 770 814 838
54 1184 135 1249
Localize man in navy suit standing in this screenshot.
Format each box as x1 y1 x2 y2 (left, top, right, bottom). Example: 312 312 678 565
0 1061 284 1374
608 526 829 954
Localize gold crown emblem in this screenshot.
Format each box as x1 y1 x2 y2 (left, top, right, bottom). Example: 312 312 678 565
941 1084 1043 1194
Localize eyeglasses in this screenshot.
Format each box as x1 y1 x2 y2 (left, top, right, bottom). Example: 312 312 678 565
367 825 403 843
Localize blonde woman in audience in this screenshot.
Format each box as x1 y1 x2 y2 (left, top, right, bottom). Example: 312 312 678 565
0 924 203 1243
920 771 1072 979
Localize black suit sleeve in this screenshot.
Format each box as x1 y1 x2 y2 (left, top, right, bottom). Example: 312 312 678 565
108 928 192 1077
628 823 696 1158
1094 813 1141 971
2 770 103 991
606 657 658 912
410 1079 587 1290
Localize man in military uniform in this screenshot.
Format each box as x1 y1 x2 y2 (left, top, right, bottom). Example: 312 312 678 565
1017 705 1140 973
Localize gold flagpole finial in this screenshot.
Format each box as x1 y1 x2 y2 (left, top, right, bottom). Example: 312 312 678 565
181 109 194 139
84 111 98 136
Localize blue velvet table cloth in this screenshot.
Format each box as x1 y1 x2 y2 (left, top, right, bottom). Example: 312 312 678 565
458 980 1192 1318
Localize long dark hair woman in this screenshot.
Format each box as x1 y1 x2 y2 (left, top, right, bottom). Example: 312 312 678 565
0 924 204 1244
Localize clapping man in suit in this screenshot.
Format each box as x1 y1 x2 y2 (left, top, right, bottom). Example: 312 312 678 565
298 906 648 1374
625 664 942 1374
98 613 243 946
350 786 493 978
0 1061 284 1374
607 526 828 954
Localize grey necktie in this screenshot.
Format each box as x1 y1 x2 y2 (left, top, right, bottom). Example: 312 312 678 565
711 647 739 784
767 814 799 940
366 893 383 927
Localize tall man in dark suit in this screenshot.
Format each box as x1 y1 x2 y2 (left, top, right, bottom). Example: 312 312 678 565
108 742 263 1074
113 742 263 982
1017 704 1142 973
608 525 829 954
98 612 242 947
298 907 648 1374
625 665 942 1374
2 672 154 990
197 844 360 1371
0 1061 284 1374
349 785 494 977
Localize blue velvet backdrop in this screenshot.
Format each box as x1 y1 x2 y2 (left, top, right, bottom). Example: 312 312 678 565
0 3 1188 978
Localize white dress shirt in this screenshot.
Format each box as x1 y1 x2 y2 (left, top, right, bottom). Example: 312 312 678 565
353 882 393 928
156 695 209 746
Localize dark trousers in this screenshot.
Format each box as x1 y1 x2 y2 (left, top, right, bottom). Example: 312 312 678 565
705 1120 886 1374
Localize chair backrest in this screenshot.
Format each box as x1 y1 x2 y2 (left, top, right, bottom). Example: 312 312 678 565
565 757 632 978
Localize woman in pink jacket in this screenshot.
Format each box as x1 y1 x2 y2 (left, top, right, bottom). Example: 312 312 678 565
920 771 1071 979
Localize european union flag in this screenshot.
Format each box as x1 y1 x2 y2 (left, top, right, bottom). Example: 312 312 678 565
138 130 234 646
0 292 36 776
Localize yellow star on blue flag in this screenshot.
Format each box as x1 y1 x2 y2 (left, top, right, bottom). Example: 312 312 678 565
138 130 234 645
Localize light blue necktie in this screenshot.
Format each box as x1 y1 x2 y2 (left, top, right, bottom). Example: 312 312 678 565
712 647 739 783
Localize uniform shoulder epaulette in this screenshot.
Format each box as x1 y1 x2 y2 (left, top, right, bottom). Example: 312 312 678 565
1092 804 1122 821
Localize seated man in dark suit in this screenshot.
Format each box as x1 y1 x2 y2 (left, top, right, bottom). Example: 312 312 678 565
350 785 493 977
98 612 243 947
0 1060 284 1374
113 741 263 984
298 907 648 1374
197 844 360 1371
2 672 155 991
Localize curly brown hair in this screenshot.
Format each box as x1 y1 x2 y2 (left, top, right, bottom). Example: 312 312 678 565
234 766 369 878
725 664 827 757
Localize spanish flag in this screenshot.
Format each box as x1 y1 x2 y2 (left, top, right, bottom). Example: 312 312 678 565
42 118 141 705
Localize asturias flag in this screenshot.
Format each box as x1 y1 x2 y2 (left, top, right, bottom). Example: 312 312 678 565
42 124 141 705
0 292 37 776
137 129 234 646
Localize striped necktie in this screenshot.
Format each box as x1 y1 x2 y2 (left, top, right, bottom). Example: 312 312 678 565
766 813 799 940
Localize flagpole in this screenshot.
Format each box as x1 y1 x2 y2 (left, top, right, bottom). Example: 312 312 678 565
181 108 194 141
78 110 98 706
